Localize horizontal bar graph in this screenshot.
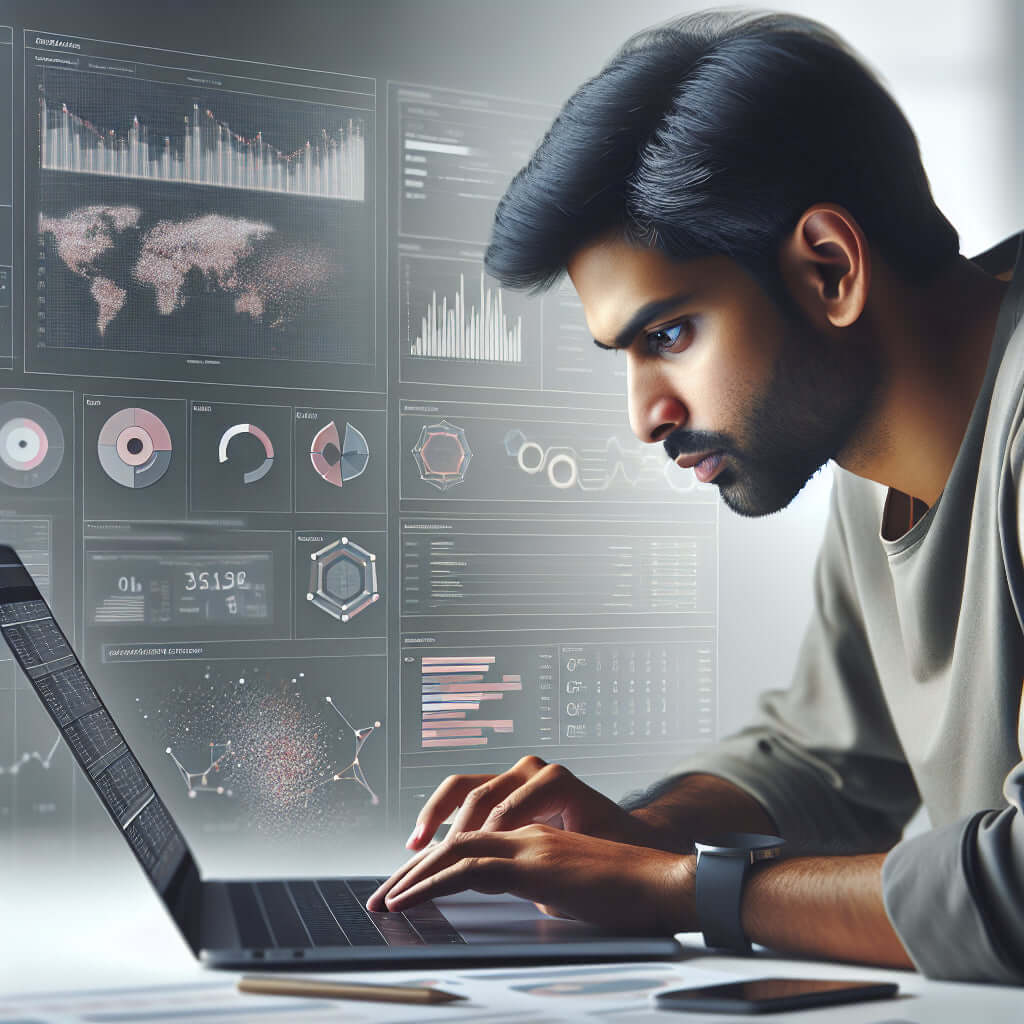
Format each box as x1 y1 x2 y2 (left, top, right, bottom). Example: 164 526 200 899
420 654 520 748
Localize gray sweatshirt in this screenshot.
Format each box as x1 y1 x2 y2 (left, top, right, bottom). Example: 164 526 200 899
665 231 1024 983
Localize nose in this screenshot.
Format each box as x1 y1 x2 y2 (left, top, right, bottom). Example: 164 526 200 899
627 356 687 444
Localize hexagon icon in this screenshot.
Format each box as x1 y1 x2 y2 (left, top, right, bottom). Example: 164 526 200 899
307 537 380 623
412 419 472 491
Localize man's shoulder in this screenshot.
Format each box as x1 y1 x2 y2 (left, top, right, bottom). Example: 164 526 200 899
970 232 1022 281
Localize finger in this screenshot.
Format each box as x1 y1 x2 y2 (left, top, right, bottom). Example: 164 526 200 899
534 901 575 920
384 832 514 906
481 762 576 833
385 857 512 911
447 772 530 836
407 774 493 849
366 843 440 911
429 756 548 841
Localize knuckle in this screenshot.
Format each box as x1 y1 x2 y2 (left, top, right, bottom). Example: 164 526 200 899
446 828 478 850
461 783 493 809
541 762 569 782
439 774 463 794
485 800 512 825
515 754 546 773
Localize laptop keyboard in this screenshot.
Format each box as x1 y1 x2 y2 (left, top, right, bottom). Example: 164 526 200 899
227 878 465 949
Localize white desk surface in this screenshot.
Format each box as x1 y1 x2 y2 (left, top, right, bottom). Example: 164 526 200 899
2 838 1021 1024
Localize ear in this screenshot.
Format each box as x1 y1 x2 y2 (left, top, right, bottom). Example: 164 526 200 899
778 205 870 329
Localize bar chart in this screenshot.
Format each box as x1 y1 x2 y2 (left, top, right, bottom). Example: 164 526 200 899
410 270 523 363
420 654 520 748
39 96 366 201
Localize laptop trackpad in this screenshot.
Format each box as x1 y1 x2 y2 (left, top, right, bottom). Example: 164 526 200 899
436 891 622 944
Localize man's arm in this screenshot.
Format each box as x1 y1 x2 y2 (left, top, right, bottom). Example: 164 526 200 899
371 817 915 971
742 853 912 968
634 774 912 967
626 771 778 843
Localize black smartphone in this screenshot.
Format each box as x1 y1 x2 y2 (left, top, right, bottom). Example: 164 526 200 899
654 977 899 1014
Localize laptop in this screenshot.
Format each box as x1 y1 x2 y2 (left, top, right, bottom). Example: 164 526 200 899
0 545 681 968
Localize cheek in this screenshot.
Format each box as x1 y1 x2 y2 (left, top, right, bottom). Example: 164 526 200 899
694 323 775 430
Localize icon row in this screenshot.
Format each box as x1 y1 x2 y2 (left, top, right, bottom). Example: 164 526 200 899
78 399 384 520
403 414 712 500
0 393 388 521
95 406 369 492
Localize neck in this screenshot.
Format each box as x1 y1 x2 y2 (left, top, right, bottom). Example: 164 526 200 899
835 255 1011 507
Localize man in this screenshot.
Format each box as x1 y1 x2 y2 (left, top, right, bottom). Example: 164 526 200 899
367 10 1024 983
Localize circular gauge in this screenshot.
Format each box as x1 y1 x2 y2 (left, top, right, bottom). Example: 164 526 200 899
218 423 274 484
97 407 173 489
0 400 65 489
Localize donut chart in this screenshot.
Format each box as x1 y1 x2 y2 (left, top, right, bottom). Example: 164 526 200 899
218 423 274 484
0 401 65 489
97 407 173 489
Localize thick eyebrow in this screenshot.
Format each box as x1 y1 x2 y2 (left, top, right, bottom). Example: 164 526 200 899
591 290 697 350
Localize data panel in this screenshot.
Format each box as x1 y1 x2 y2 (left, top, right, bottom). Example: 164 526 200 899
0 22 723 861
26 31 379 392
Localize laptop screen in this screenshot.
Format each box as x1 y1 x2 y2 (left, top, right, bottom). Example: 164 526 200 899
0 548 192 895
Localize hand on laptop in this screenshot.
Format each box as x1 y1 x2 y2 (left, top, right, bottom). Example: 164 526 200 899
365 821 697 933
401 754 675 853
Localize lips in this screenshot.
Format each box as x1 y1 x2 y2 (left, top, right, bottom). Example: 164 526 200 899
674 451 717 469
676 451 725 483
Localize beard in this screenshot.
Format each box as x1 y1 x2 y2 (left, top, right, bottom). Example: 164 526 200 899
663 313 882 517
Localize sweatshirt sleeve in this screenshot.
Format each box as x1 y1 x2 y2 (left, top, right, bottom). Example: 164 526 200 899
881 755 1024 983
657 474 921 855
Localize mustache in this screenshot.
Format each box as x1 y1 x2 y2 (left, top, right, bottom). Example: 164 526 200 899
662 428 735 463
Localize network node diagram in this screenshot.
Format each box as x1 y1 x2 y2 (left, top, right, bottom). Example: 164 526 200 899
315 696 381 805
166 741 234 797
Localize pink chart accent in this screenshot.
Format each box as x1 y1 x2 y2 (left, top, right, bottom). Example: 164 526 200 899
218 423 274 485
96 407 172 489
420 655 522 749
309 420 369 489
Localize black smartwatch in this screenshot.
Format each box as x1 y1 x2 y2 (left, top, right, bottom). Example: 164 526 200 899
693 832 785 954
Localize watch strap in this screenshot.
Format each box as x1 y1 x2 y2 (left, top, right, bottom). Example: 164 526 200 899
695 851 751 953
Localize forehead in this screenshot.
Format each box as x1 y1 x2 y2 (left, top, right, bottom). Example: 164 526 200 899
566 237 727 341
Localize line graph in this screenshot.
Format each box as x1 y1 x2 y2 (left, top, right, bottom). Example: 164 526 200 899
0 734 61 775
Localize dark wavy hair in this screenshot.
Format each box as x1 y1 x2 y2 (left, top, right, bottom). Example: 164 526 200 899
482 9 960 314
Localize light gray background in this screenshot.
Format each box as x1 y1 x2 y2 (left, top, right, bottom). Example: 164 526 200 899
0 0 1020 863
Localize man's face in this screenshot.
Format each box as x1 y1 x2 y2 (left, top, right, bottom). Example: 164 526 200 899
567 235 880 517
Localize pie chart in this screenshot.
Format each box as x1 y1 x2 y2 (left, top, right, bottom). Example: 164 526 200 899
97 407 173 489
0 401 65 488
310 420 369 488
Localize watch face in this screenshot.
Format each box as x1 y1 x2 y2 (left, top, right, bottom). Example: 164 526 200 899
694 832 785 854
